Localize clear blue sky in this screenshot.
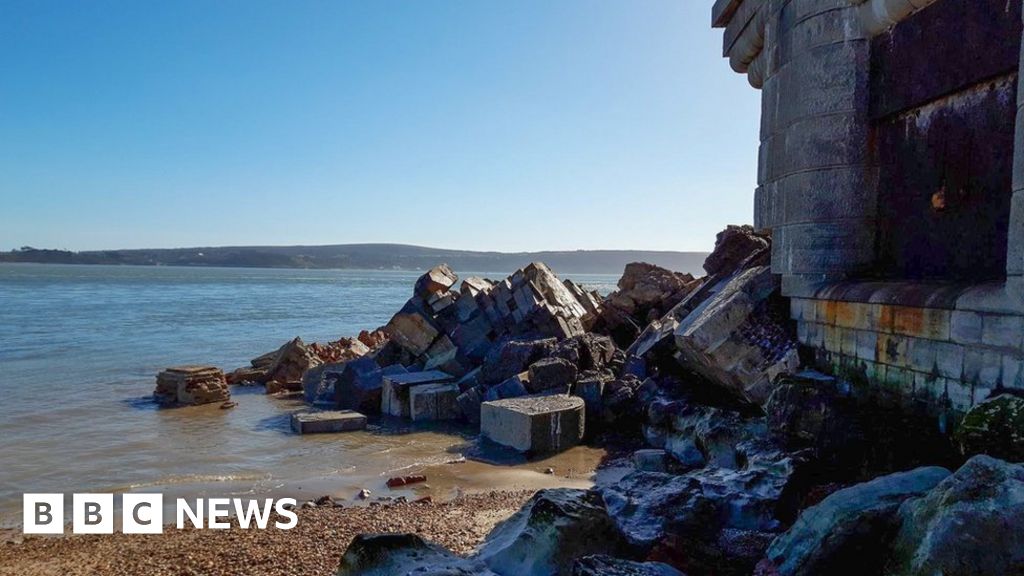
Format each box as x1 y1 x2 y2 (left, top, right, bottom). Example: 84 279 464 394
0 1 760 253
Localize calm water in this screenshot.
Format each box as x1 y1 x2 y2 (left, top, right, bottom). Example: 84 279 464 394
0 264 618 525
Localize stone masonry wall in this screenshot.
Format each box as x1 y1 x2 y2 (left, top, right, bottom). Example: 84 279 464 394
791 295 1024 416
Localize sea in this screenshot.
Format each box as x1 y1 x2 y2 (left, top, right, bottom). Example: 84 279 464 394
0 263 620 526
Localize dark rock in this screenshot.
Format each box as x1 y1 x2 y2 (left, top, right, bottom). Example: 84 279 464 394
703 225 770 277
573 555 686 576
602 466 790 553
483 374 529 402
887 455 1024 576
476 488 628 576
456 386 484 424
337 533 496 576
333 358 408 414
765 466 950 576
553 333 619 373
596 262 701 348
481 338 558 385
527 357 578 393
955 394 1024 461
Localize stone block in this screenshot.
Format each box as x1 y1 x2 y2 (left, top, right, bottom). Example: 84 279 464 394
334 358 407 413
527 357 577 393
409 383 460 421
964 349 1002 389
934 342 965 380
481 395 585 453
951 310 983 345
982 314 1024 350
855 329 878 362
414 264 458 298
456 386 484 424
385 308 440 357
381 371 454 418
291 410 367 434
483 374 529 402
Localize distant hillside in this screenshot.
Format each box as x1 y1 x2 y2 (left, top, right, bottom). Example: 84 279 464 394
0 244 709 276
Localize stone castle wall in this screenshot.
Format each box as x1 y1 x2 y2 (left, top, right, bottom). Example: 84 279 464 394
713 0 1024 420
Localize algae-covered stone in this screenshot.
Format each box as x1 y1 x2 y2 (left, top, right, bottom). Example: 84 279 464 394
955 394 1024 461
887 455 1024 576
765 466 950 576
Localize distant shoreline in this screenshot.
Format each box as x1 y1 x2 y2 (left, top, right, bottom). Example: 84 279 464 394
0 244 709 276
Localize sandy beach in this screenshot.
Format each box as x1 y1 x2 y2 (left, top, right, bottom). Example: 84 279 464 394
0 491 534 576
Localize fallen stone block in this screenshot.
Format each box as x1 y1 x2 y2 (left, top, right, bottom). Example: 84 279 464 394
481 395 585 453
334 358 408 413
457 386 484 424
302 361 347 405
483 374 529 402
381 370 455 418
414 264 459 298
527 357 578 393
673 265 799 406
290 410 367 434
384 305 441 357
154 366 230 406
409 383 461 421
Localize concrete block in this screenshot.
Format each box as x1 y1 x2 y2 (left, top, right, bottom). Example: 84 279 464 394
633 449 669 473
291 411 367 434
982 314 1024 350
409 383 461 421
381 371 455 418
950 311 983 345
480 395 585 453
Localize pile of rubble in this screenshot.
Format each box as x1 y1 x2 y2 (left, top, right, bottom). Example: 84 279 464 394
153 366 230 407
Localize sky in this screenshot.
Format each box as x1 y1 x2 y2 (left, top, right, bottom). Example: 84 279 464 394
0 1 761 253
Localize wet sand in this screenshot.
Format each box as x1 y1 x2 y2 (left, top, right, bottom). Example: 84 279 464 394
0 445 633 575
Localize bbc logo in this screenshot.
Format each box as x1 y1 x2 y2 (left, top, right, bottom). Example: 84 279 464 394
23 494 163 534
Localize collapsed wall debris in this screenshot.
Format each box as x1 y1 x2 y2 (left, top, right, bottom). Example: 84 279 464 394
154 366 230 406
